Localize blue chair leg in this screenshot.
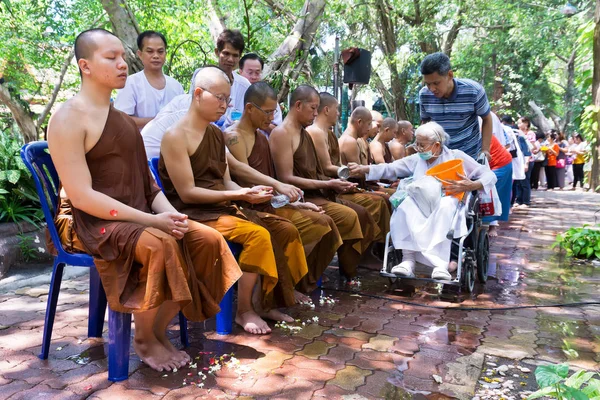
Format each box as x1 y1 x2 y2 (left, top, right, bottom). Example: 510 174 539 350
216 287 234 335
107 310 131 382
88 267 107 338
178 311 189 347
39 260 65 360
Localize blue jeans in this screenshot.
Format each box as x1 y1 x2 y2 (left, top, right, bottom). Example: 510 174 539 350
512 162 532 206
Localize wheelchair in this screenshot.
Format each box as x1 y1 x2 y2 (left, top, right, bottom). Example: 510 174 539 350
380 189 490 293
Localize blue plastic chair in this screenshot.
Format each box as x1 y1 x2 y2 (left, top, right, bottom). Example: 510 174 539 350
20 142 184 382
148 157 239 335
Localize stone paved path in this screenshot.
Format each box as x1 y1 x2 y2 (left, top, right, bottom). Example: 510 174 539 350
0 190 599 400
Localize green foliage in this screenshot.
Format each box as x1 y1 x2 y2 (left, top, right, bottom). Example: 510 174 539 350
528 364 600 400
553 224 600 260
17 233 38 262
0 129 42 226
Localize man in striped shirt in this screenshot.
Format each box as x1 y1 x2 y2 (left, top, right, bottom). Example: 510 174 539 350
419 52 493 161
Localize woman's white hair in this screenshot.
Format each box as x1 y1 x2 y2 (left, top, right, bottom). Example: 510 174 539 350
415 121 450 145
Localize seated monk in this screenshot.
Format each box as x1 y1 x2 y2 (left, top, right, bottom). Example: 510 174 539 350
389 120 414 160
47 29 242 372
159 66 308 333
270 85 371 279
335 106 392 243
225 82 343 293
370 117 398 164
349 122 497 280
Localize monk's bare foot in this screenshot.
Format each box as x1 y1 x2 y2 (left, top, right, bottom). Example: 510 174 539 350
155 333 191 367
133 338 179 372
294 290 311 304
488 226 498 237
236 310 272 335
259 308 294 323
448 261 458 273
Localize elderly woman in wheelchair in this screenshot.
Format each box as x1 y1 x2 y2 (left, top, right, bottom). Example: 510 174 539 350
349 122 497 281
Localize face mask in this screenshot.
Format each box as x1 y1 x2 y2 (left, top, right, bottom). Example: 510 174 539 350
419 151 433 160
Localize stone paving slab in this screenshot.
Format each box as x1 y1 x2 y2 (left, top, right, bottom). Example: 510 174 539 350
0 190 599 399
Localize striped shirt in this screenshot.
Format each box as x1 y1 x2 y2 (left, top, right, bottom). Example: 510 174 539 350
419 78 491 159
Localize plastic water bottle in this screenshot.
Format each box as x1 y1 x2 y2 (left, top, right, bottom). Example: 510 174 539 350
270 194 290 208
231 109 243 121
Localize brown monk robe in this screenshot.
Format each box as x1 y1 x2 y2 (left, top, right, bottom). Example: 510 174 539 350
383 143 393 163
53 106 242 321
244 130 342 291
292 128 370 277
356 137 373 165
159 124 306 309
327 129 391 242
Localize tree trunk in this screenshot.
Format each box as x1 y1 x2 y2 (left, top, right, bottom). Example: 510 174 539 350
592 0 600 191
563 49 576 133
207 0 226 44
528 100 554 133
0 83 37 142
99 0 143 73
263 0 326 100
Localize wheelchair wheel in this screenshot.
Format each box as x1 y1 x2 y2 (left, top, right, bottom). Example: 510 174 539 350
476 229 489 283
461 255 476 293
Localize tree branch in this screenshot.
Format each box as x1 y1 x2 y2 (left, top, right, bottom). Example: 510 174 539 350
206 0 227 44
37 49 75 128
0 83 37 142
261 0 295 23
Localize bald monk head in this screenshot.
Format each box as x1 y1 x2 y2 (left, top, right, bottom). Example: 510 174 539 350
317 92 340 127
350 106 373 138
380 117 398 142
243 81 278 131
397 120 414 143
74 28 128 85
289 84 320 127
371 110 383 130
190 66 232 122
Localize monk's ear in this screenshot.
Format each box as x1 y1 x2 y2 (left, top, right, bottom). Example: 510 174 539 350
193 86 203 101
294 100 303 111
78 58 91 77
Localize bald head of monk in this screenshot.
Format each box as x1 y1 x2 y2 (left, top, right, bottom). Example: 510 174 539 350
397 120 414 143
74 28 128 87
243 81 278 131
318 92 340 127
350 106 373 138
371 110 383 130
289 84 320 128
191 66 232 122
380 117 398 141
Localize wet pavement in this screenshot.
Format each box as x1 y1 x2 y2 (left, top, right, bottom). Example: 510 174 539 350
0 190 599 399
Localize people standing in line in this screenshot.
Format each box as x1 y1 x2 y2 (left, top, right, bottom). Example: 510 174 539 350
556 131 569 189
571 134 588 190
565 136 575 185
530 132 546 190
484 136 513 237
502 116 531 207
419 52 493 161
543 130 560 191
114 31 184 130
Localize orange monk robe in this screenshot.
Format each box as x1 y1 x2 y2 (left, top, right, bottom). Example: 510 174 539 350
239 130 342 292
159 124 307 308
291 129 370 278
52 107 242 321
327 130 391 243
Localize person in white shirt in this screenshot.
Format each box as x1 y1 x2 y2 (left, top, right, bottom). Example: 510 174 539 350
114 31 184 129
239 53 283 135
201 29 251 130
347 122 496 281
